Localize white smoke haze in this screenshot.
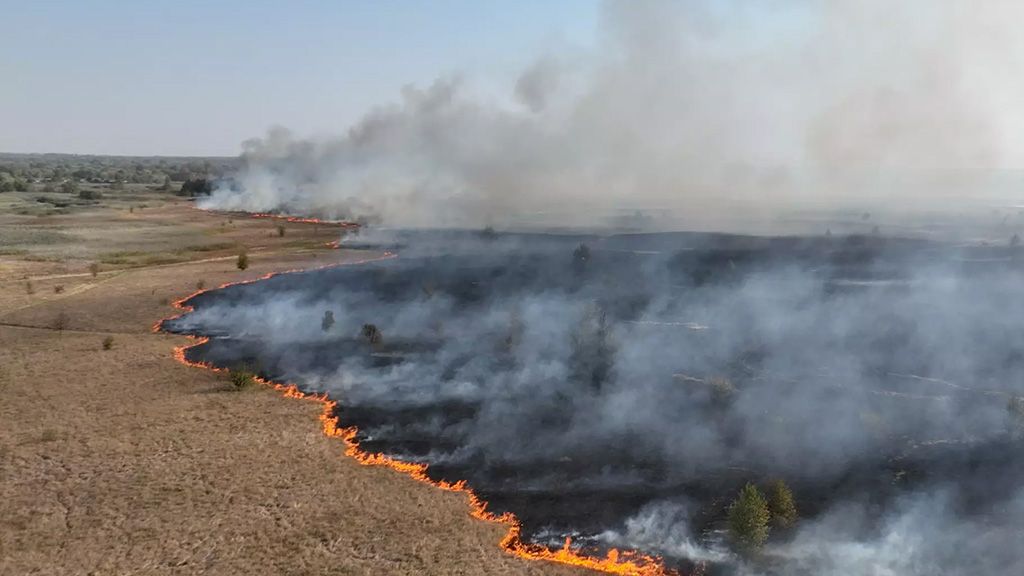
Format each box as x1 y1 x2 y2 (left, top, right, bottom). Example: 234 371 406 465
164 230 1024 573
598 500 732 564
177 1 1024 572
749 488 1024 576
203 0 1024 231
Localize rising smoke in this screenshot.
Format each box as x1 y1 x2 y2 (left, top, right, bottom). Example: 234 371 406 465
165 231 1024 574
203 0 1024 230
186 1 1024 572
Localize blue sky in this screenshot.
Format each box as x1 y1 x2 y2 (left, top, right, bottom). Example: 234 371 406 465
0 0 600 155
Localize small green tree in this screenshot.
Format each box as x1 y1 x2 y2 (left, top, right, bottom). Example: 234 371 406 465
765 479 798 529
102 336 115 350
236 251 249 270
322 310 335 332
728 482 771 552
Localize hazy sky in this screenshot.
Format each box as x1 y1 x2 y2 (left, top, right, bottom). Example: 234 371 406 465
0 0 599 156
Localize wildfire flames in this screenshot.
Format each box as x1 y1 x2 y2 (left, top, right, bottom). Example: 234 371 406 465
156 241 678 576
245 211 361 228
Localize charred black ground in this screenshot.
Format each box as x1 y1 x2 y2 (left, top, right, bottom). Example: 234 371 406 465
163 230 1024 575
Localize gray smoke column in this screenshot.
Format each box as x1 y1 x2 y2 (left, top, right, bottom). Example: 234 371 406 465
202 0 1024 229
164 230 1024 573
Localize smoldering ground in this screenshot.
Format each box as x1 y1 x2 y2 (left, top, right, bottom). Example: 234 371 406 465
163 231 1024 574
202 1 1024 230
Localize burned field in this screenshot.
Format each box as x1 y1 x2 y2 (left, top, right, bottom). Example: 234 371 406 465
162 231 1024 575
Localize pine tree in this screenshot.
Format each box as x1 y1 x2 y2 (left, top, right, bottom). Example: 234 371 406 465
766 479 798 529
728 482 771 551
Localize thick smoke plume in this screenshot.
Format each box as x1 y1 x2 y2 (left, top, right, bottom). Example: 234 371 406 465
166 232 1024 573
203 0 1024 229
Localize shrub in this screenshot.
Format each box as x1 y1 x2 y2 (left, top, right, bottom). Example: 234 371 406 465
178 178 213 197
322 310 335 331
236 251 249 271
728 483 771 552
765 479 798 529
53 285 64 294
78 189 102 200
102 336 114 350
573 243 591 273
52 312 69 331
88 262 100 277
276 224 286 237
361 323 383 347
25 281 34 295
228 368 257 390
196 279 206 290
709 376 736 405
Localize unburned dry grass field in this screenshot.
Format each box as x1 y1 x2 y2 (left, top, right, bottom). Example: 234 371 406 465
0 189 573 576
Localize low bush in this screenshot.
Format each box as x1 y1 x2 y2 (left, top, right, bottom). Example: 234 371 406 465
228 368 257 390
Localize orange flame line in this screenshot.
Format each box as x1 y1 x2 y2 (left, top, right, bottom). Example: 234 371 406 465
244 211 360 228
158 257 680 576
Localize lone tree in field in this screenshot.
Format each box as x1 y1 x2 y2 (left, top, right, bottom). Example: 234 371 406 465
765 479 798 529
88 262 100 277
321 310 335 332
236 250 249 270
728 482 771 552
361 323 383 348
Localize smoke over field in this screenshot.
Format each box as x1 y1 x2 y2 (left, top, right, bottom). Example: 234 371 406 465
163 232 1024 574
201 1 1024 229
179 0 1024 572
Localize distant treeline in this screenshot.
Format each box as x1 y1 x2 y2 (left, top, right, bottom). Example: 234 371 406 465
0 153 237 190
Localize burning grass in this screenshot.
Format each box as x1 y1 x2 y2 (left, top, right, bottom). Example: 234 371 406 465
156 249 674 576
158 230 1024 575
